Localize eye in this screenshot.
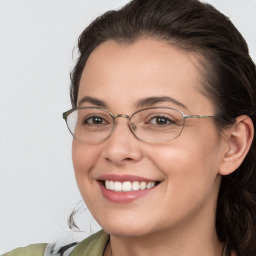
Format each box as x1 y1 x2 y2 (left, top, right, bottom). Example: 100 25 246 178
149 116 173 126
84 116 107 125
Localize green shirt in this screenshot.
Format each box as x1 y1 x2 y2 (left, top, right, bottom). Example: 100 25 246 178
2 230 109 256
2 230 232 256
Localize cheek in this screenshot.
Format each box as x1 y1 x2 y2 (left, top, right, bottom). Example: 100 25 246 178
72 140 106 210
149 128 221 191
72 140 101 182
150 138 221 219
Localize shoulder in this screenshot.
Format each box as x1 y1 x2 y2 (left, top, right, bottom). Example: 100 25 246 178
44 230 109 256
1 230 109 256
70 230 109 256
45 230 109 256
1 244 47 256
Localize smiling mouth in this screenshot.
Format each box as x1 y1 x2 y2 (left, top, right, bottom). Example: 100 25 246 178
101 180 160 192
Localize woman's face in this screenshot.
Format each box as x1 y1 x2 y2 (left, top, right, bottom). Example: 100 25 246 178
72 39 226 237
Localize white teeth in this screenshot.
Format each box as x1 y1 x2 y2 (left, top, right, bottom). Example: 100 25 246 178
114 181 122 191
146 182 155 189
123 181 132 191
140 181 146 190
146 182 152 189
106 180 110 189
132 181 140 191
104 180 157 192
109 181 115 190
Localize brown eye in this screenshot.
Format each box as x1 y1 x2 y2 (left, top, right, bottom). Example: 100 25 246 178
149 116 173 126
84 116 107 125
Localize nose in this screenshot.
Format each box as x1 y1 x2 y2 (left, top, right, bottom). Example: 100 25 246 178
102 117 143 165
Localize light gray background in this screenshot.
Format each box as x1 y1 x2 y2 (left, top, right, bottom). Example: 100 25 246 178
0 0 255 253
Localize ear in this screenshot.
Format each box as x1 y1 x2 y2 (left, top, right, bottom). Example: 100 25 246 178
218 115 254 176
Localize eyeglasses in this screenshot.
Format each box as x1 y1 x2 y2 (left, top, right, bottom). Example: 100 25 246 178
63 107 214 143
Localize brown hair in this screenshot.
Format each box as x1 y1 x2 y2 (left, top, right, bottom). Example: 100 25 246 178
69 0 256 255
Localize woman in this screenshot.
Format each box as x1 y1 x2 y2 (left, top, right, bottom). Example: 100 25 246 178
3 0 256 255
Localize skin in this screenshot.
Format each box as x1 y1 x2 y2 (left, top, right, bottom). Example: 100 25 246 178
72 39 243 256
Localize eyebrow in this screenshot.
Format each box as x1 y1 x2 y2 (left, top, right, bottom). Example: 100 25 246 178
136 96 189 110
77 96 108 108
77 95 188 111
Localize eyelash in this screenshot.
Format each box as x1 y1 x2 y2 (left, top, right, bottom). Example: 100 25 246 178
83 116 108 125
146 114 176 125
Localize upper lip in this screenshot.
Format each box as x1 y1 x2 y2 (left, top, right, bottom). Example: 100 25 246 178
97 174 160 182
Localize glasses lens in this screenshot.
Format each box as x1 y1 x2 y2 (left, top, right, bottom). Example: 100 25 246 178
66 108 113 142
131 108 184 142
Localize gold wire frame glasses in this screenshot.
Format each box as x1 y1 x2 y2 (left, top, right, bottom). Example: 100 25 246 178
63 107 214 143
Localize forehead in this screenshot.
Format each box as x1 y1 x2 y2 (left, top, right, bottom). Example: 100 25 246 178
78 39 213 114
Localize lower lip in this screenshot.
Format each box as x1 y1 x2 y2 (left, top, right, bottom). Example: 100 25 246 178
99 182 157 203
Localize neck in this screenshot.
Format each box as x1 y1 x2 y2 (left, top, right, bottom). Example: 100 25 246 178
109 232 224 256
106 206 224 256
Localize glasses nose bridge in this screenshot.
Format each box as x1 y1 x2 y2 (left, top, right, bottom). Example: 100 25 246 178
112 114 131 121
112 114 135 134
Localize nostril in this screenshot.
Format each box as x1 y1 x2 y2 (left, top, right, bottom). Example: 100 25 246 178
124 157 133 161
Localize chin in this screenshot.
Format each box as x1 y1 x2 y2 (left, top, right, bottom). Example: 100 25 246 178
104 226 151 238
97 215 157 238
